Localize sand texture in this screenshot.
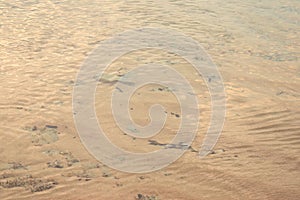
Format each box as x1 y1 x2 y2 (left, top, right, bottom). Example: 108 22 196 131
0 0 299 199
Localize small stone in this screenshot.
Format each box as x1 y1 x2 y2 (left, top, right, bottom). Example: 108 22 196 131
69 80 74 84
45 125 58 129
276 91 284 96
116 182 123 187
47 160 64 168
102 172 111 177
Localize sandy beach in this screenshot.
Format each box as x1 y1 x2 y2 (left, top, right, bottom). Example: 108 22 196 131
0 0 299 199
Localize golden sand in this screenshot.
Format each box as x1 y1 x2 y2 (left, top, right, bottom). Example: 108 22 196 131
0 0 299 199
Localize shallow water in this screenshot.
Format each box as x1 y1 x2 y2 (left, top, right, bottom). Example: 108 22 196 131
0 0 299 199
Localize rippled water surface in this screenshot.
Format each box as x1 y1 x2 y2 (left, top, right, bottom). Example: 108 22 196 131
0 0 299 199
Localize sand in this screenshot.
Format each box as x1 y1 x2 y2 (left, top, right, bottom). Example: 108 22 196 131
0 0 299 199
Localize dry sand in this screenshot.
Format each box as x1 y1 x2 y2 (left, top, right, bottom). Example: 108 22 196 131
0 0 299 199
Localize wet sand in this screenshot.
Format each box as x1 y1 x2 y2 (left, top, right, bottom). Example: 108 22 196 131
0 0 299 199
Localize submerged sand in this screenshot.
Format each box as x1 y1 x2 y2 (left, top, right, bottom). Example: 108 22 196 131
0 0 299 199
